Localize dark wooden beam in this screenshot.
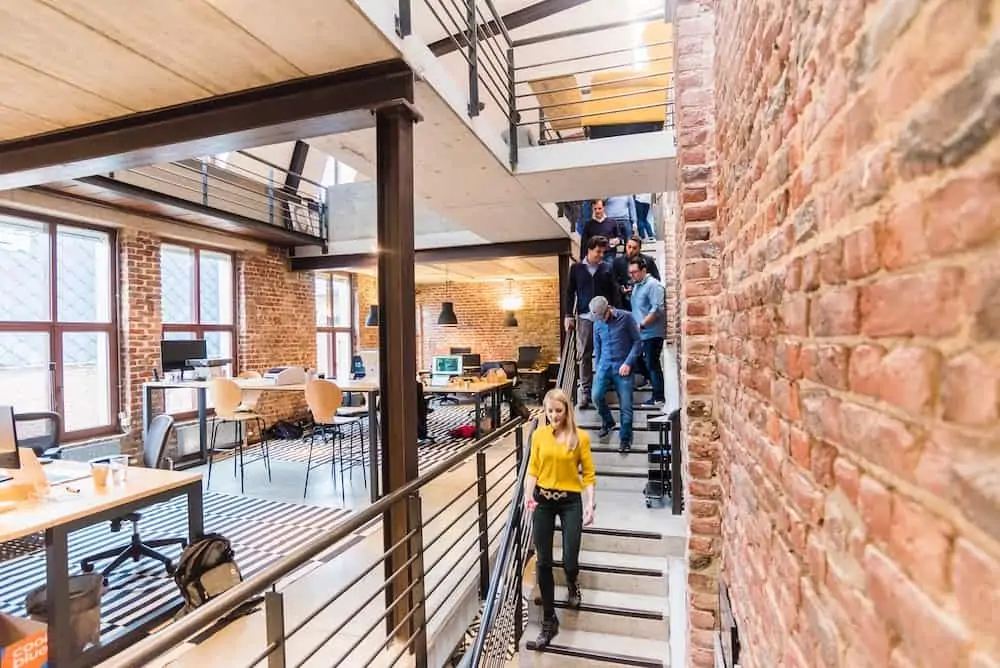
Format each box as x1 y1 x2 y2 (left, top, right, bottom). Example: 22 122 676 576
429 0 590 56
284 140 310 193
290 237 572 270
76 175 324 247
0 60 414 190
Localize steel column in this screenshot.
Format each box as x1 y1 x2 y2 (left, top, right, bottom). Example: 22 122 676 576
376 103 421 642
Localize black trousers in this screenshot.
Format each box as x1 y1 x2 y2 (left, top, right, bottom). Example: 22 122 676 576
532 489 583 619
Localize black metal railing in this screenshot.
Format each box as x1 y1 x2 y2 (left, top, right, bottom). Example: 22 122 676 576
111 150 328 240
101 417 528 668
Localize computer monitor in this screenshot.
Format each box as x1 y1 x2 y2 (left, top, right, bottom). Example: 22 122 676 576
0 406 20 469
161 339 208 371
359 350 379 380
517 346 542 368
432 355 463 375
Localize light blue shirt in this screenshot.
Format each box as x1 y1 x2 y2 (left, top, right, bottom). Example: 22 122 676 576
603 196 636 224
631 275 665 340
593 308 642 372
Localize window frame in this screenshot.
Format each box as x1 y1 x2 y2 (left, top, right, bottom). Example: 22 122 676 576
0 219 120 440
315 273 354 379
159 242 238 418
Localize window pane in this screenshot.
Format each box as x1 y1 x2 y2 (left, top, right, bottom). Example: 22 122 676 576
335 332 352 380
62 332 111 432
332 277 350 328
0 332 51 415
0 220 50 322
161 245 195 324
162 331 197 414
57 226 111 323
315 276 331 326
199 251 233 325
316 332 332 377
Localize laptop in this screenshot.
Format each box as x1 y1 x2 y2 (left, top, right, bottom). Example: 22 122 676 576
0 406 20 482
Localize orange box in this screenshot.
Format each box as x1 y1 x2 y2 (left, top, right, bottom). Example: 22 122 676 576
0 614 47 668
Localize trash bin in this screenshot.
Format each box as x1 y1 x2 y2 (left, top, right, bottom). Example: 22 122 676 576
25 573 103 652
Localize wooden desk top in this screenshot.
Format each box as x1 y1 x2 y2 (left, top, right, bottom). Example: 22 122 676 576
0 462 202 542
144 378 380 393
423 379 512 395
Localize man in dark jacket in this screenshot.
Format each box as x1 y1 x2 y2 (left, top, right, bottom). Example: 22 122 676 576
565 236 619 408
612 236 661 309
580 199 627 265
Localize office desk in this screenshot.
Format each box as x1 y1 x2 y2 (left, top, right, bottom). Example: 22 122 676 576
423 380 513 438
142 379 382 501
0 462 203 668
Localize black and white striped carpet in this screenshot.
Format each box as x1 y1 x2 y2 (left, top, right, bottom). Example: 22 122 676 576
0 493 353 637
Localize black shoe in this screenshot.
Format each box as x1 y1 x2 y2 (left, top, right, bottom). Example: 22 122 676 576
535 616 560 649
598 422 616 438
618 441 632 453
567 582 582 609
577 400 592 410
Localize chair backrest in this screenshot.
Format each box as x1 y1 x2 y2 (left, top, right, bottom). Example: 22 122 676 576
527 75 584 131
238 370 262 379
143 414 175 469
209 378 244 418
305 380 343 424
12 412 61 454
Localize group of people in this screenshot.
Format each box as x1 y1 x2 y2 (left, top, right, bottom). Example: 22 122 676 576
562 193 658 252
563 230 666 452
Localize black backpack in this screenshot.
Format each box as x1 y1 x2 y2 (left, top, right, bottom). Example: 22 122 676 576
174 534 244 614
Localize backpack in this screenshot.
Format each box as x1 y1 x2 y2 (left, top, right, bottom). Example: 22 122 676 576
267 419 304 440
174 533 243 614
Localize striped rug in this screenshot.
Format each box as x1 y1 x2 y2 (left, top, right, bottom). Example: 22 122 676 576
0 493 353 638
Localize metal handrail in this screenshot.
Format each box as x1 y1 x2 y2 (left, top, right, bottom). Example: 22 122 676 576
515 39 674 72
102 417 526 668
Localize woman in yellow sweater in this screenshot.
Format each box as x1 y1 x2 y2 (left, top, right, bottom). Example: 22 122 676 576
525 388 596 649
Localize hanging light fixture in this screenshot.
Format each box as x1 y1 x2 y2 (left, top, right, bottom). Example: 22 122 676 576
437 267 459 327
364 304 379 327
501 278 521 327
503 310 519 327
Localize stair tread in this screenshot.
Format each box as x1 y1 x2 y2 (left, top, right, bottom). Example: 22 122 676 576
595 464 649 477
550 585 667 616
554 548 666 573
524 624 669 665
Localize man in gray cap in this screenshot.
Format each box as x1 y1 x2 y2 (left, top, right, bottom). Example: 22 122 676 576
589 295 641 452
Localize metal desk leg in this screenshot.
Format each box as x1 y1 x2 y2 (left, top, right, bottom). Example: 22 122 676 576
45 526 73 667
474 395 482 438
197 388 208 464
142 384 153 444
367 392 379 503
187 481 205 540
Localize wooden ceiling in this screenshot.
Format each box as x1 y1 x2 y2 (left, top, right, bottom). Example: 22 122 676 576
0 0 397 142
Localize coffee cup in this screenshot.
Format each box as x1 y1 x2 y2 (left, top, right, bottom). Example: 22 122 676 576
91 462 110 488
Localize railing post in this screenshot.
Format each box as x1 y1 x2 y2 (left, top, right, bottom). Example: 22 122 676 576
200 159 209 206
406 494 428 667
264 590 286 668
396 0 412 37
467 0 480 117
267 167 275 226
507 46 517 168
476 451 490 599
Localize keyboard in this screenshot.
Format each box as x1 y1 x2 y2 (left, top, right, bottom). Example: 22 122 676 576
0 533 45 563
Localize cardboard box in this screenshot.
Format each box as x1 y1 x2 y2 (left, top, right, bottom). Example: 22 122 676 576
0 614 47 668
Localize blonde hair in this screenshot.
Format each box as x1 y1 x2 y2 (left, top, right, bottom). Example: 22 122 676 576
543 388 580 452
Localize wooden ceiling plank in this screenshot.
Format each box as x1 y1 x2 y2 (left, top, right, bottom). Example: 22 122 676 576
0 106 59 140
38 0 304 95
0 0 211 111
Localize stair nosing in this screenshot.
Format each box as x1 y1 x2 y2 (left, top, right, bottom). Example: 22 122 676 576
524 640 665 668
552 559 663 578
554 526 664 541
544 599 665 620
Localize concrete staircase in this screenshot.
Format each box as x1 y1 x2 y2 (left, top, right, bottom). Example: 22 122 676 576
518 398 681 667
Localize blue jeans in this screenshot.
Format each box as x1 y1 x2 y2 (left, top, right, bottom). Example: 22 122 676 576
635 202 655 239
592 366 634 443
642 337 665 402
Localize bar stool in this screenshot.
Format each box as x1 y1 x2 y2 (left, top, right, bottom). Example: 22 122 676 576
207 378 272 494
304 380 366 499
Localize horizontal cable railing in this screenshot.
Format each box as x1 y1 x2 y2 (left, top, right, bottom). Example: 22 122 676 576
111 151 328 240
101 416 530 668
514 14 675 146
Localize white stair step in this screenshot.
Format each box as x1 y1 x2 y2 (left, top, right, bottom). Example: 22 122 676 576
554 526 668 557
593 465 649 492
590 449 650 469
520 625 669 667
548 549 667 595
528 585 669 637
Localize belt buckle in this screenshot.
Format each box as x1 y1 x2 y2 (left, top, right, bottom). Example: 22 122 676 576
539 488 568 501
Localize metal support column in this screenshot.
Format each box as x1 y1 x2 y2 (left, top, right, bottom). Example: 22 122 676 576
376 102 421 644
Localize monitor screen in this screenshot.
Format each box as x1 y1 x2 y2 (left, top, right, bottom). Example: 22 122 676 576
433 355 462 375
161 339 208 371
0 406 20 469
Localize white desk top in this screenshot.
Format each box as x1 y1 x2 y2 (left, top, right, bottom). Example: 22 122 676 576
0 462 201 542
145 378 380 393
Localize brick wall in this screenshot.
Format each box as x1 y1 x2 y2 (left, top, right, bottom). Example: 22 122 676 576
705 0 1000 667
416 279 560 369
237 248 316 427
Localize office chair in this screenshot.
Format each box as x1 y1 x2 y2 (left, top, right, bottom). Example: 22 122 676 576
80 415 187 581
206 378 272 494
304 380 366 499
12 411 63 460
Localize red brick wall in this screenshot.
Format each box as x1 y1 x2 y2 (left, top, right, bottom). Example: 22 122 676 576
416 279 560 370
704 0 1000 667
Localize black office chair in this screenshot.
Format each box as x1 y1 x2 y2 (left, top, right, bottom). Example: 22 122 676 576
12 411 63 460
80 415 188 581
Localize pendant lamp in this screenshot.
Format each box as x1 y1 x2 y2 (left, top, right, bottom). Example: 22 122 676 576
501 279 520 327
503 310 519 327
437 268 459 327
364 304 379 327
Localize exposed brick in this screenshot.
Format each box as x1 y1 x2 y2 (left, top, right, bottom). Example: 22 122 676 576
878 346 940 416
942 350 1000 426
810 286 859 336
843 224 880 279
858 475 892 544
840 402 919 477
848 344 886 397
889 495 954 597
860 268 966 338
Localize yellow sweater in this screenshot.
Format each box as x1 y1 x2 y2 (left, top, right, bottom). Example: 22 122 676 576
527 425 596 493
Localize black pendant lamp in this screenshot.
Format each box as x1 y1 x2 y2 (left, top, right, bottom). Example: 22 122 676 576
437 268 459 327
501 279 521 327
503 310 519 327
364 304 379 327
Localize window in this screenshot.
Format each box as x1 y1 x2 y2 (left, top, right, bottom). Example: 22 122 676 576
160 244 235 414
315 274 353 379
0 220 117 438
